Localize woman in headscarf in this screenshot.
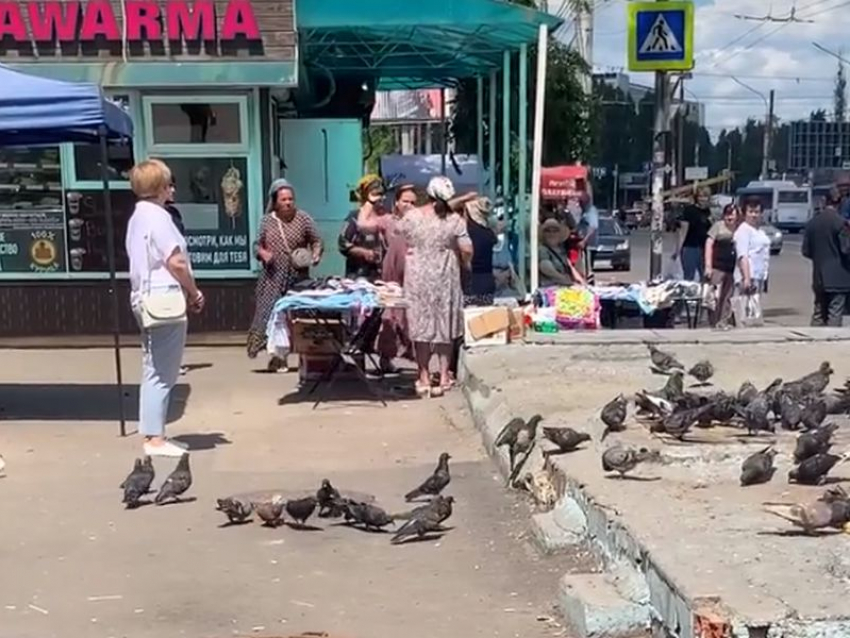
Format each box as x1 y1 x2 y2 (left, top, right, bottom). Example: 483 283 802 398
247 178 323 371
338 174 387 280
400 176 474 397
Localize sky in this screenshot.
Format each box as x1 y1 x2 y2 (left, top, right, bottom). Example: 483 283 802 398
554 0 849 133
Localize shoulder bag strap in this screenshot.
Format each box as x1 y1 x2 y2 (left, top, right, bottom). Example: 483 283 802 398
274 214 292 255
545 244 570 272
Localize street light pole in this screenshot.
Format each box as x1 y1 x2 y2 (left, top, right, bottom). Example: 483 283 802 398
731 76 771 179
649 71 670 280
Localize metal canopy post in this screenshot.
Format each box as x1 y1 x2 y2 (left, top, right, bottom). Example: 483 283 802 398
501 50 511 208
99 127 127 437
529 25 549 293
476 76 484 193
517 43 529 289
488 71 497 200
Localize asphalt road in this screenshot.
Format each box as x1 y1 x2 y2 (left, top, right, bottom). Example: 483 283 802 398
598 228 814 327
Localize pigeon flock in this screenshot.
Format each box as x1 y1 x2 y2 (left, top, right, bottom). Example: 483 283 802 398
499 344 850 536
119 451 455 545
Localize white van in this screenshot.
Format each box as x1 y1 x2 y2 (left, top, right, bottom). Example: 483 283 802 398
736 180 812 232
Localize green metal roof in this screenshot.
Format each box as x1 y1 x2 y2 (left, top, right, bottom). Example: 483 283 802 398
296 0 562 89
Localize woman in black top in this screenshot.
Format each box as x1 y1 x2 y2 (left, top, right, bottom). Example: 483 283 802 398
462 197 497 306
675 187 713 281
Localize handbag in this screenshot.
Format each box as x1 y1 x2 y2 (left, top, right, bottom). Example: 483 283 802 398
137 233 187 329
274 215 313 270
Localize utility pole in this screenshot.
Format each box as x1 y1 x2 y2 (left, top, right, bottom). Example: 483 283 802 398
650 70 670 279
762 89 775 179
676 77 685 187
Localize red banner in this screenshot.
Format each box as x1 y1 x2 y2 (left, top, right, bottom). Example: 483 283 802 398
540 165 588 201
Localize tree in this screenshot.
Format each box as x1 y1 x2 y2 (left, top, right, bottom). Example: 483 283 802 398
834 55 847 123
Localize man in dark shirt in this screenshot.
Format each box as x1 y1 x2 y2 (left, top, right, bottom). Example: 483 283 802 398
803 187 850 326
674 187 713 281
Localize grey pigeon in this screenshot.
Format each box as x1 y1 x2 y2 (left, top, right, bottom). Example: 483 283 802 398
543 426 591 455
789 453 848 486
660 371 685 401
316 478 342 517
779 394 803 431
285 496 318 526
763 500 848 535
405 452 452 501
688 360 714 384
794 423 840 463
216 497 254 524
601 445 660 478
646 343 685 373
255 497 285 527
706 392 737 423
393 495 454 523
122 458 155 509
495 416 542 471
740 446 777 486
391 496 455 544
600 395 627 440
634 390 672 419
742 395 773 436
795 362 834 396
342 501 397 531
662 404 711 440
494 417 528 448
800 397 828 431
737 381 759 407
154 453 192 505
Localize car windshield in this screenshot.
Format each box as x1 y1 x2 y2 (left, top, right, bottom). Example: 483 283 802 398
598 218 623 235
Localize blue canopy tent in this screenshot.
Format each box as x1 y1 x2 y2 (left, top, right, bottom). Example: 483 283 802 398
0 65 133 436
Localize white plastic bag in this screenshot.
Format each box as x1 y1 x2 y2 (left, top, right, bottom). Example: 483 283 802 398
662 256 683 281
732 292 763 327
266 318 291 357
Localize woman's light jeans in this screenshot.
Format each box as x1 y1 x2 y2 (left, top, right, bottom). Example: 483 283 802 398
133 289 187 438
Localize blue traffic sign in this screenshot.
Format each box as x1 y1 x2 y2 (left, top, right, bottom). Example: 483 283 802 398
627 1 694 72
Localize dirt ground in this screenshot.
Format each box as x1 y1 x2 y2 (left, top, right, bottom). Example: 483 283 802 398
0 347 596 638
467 342 850 626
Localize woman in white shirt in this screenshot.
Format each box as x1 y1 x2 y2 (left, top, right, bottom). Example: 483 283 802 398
733 198 771 294
126 159 204 457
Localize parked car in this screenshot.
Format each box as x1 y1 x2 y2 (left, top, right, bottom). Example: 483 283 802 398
591 216 631 271
762 223 783 255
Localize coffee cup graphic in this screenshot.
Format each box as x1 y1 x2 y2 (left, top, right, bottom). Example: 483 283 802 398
68 218 84 241
70 247 86 271
67 192 82 215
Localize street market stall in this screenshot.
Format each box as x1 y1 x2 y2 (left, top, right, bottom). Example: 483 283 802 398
0 64 134 435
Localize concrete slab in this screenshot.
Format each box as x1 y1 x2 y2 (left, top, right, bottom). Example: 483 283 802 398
524 327 850 347
463 341 850 637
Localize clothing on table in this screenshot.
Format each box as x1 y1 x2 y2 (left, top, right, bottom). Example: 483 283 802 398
707 221 737 273
680 204 713 248
247 210 322 357
376 214 411 360
137 319 187 437
802 206 850 293
338 209 385 280
463 217 497 299
539 243 577 287
400 209 468 345
733 222 771 285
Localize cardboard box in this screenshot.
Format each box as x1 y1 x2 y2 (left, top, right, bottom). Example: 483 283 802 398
508 308 526 342
291 318 344 355
464 307 509 347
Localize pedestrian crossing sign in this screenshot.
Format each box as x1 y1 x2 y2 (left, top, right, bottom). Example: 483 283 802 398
627 1 694 72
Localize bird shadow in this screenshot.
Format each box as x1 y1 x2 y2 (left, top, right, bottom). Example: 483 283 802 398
605 475 662 482
347 525 394 534
392 527 455 545
171 432 232 451
689 382 713 388
124 500 155 510
543 446 589 457
284 522 324 532
218 519 254 528
155 496 198 507
756 529 840 538
182 363 213 373
649 367 675 376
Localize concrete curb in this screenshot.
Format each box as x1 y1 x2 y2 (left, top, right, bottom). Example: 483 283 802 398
459 349 850 638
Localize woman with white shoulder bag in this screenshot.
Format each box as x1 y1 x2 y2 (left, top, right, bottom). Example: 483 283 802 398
126 159 204 457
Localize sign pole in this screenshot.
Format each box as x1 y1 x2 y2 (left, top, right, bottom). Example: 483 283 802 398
650 70 669 280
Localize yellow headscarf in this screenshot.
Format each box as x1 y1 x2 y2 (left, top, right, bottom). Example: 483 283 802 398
356 174 383 203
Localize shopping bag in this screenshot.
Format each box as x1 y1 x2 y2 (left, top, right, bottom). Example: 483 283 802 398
553 286 601 330
732 292 763 328
266 315 291 357
662 256 683 281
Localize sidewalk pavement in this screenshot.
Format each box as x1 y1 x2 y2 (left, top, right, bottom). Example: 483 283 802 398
0 347 587 638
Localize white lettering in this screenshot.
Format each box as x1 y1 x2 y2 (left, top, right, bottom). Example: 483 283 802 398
0 243 18 255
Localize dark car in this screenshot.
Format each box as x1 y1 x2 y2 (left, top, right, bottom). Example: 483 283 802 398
591 216 631 271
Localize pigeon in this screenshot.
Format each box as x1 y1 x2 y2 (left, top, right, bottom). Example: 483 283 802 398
600 395 627 440
542 427 591 455
216 497 254 524
740 446 778 486
823 392 850 415
795 361 834 396
662 405 711 440
688 360 714 384
779 394 803 431
255 497 285 527
794 423 840 463
0 454 4 475
789 453 849 486
634 391 672 419
154 453 192 505
316 478 342 517
705 392 738 424
737 381 759 407
741 395 773 436
660 371 685 402
800 397 828 431
495 416 542 471
285 496 318 526
404 452 452 501
394 495 455 523
391 497 455 544
122 457 156 509
646 343 685 373
762 500 848 535
343 501 397 531
494 416 535 448
601 445 660 478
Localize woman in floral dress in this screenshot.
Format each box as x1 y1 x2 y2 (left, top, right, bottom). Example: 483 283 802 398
400 176 473 397
247 178 323 371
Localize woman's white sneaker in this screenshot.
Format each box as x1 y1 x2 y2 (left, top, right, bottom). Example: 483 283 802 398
144 440 187 457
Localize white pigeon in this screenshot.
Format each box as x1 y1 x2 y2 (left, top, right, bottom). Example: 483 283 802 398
0 454 5 475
